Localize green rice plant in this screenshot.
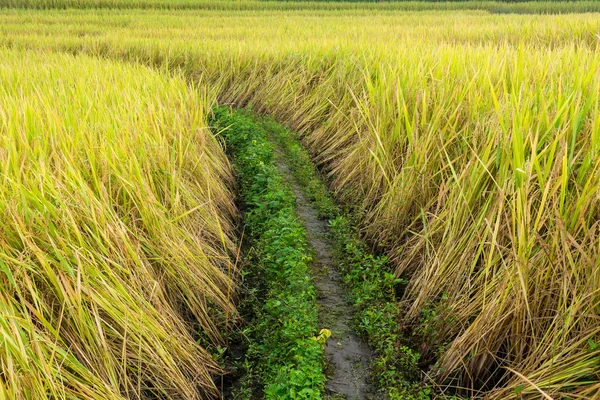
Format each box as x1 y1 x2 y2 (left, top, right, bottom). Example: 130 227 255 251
0 49 237 399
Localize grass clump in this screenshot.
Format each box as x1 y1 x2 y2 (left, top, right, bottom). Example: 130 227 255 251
211 107 325 399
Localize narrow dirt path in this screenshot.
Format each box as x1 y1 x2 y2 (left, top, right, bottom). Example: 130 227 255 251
272 147 379 400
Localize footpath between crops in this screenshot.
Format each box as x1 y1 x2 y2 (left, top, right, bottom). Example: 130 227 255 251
211 107 432 400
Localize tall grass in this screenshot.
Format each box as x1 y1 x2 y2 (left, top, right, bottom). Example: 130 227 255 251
0 49 237 399
1 5 600 399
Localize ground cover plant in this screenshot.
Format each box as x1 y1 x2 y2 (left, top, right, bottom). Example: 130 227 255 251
1 1 600 399
261 116 430 400
212 108 325 399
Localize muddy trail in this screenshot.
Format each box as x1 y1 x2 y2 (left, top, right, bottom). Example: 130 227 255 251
272 146 380 400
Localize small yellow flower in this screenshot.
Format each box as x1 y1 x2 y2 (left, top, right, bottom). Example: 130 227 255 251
313 328 331 348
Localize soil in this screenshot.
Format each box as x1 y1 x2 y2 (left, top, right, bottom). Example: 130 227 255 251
273 147 381 400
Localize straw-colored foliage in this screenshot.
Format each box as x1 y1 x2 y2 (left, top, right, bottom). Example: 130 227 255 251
0 50 237 399
1 2 599 399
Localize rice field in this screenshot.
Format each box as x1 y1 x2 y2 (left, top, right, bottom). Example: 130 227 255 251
1 1 599 399
0 49 236 399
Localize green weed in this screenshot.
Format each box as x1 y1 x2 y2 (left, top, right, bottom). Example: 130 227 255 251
212 107 326 399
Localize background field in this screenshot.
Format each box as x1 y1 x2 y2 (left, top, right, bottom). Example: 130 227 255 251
1 1 599 399
2 0 600 13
